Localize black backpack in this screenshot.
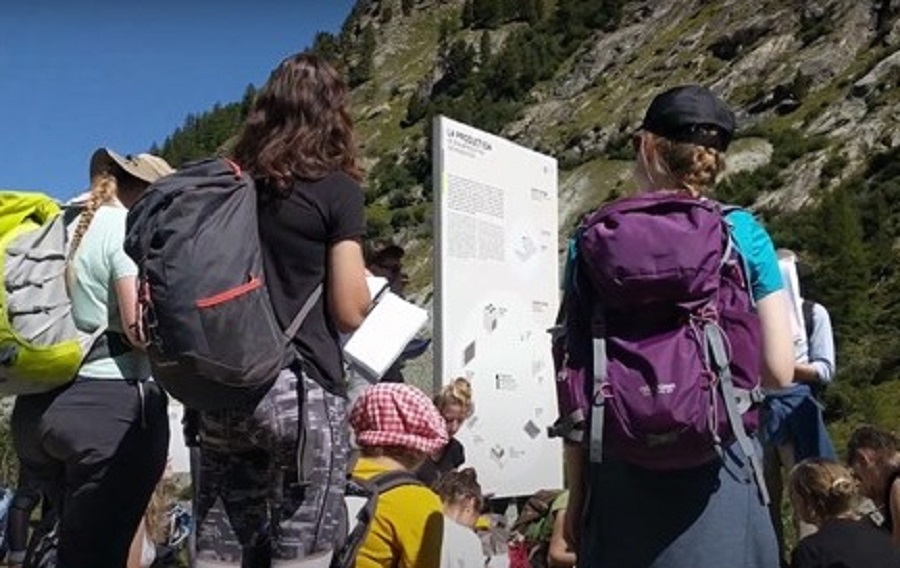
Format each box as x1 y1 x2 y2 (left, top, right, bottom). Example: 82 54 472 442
124 158 319 411
331 471 422 568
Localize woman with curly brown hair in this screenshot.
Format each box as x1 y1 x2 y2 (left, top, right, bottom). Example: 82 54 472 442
192 52 370 568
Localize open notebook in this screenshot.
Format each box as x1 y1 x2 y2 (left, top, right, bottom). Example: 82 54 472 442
343 276 429 380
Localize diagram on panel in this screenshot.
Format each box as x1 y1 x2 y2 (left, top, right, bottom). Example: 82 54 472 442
462 339 476 366
523 420 541 440
483 304 499 333
514 235 537 262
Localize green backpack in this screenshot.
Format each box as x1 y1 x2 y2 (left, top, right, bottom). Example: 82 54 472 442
0 191 103 394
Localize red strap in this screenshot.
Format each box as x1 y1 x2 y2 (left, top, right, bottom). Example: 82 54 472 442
223 158 242 177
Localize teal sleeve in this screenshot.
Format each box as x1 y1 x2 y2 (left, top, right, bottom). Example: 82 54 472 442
725 210 782 301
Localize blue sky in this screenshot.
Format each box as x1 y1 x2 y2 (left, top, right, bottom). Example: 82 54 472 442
1 0 355 200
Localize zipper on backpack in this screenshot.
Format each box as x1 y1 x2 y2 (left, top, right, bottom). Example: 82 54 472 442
195 276 262 308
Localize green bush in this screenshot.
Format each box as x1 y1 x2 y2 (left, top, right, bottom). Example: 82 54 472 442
390 207 413 230
366 204 392 237
388 188 416 209
798 12 834 47
604 132 634 161
820 153 848 185
369 154 417 202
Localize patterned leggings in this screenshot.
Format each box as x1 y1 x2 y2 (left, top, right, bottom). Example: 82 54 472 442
192 368 349 567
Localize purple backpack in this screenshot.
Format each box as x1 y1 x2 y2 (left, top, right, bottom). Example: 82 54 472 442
550 192 768 498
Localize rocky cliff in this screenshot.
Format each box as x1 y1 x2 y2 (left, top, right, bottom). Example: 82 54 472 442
156 0 900 435
342 0 900 435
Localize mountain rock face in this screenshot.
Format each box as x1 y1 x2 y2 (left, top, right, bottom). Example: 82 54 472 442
156 0 900 430
354 0 899 217
341 0 900 420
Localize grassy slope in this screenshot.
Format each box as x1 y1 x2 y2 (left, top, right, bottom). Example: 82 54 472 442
349 3 900 430
353 3 461 157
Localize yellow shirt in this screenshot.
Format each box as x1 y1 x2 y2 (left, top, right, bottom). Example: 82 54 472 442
353 458 444 568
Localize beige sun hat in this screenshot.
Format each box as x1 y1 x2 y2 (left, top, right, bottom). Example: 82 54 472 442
89 147 175 184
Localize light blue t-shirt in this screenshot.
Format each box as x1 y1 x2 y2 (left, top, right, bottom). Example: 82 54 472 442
68 204 149 380
725 209 783 301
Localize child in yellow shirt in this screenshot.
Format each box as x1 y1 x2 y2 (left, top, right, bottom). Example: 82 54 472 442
350 384 449 568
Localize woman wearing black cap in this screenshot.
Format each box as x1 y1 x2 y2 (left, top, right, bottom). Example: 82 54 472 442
561 85 794 567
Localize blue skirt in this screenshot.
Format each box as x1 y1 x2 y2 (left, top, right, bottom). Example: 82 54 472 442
580 440 778 568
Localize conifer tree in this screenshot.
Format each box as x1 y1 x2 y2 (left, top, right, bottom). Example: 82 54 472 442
479 30 492 65
311 31 340 64
472 0 500 28
461 0 475 27
380 5 393 24
441 39 477 95
817 185 871 336
240 84 256 119
349 25 376 86
523 0 541 24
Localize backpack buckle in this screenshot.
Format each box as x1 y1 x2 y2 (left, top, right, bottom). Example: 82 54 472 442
592 381 612 407
138 279 163 349
0 344 18 367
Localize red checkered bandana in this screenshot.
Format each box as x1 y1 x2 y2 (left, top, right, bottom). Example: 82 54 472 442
350 383 449 455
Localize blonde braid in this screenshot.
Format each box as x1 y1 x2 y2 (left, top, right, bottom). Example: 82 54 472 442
68 173 118 261
653 133 727 196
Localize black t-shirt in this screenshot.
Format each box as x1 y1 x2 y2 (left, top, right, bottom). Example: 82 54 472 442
790 518 900 568
417 437 466 487
257 172 365 395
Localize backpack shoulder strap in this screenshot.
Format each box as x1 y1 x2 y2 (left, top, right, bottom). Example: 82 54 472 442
547 228 590 442
283 283 323 340
704 322 769 505
718 202 742 216
366 469 423 493
333 471 422 568
61 202 85 227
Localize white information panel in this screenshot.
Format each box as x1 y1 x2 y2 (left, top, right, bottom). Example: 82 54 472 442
433 116 562 498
